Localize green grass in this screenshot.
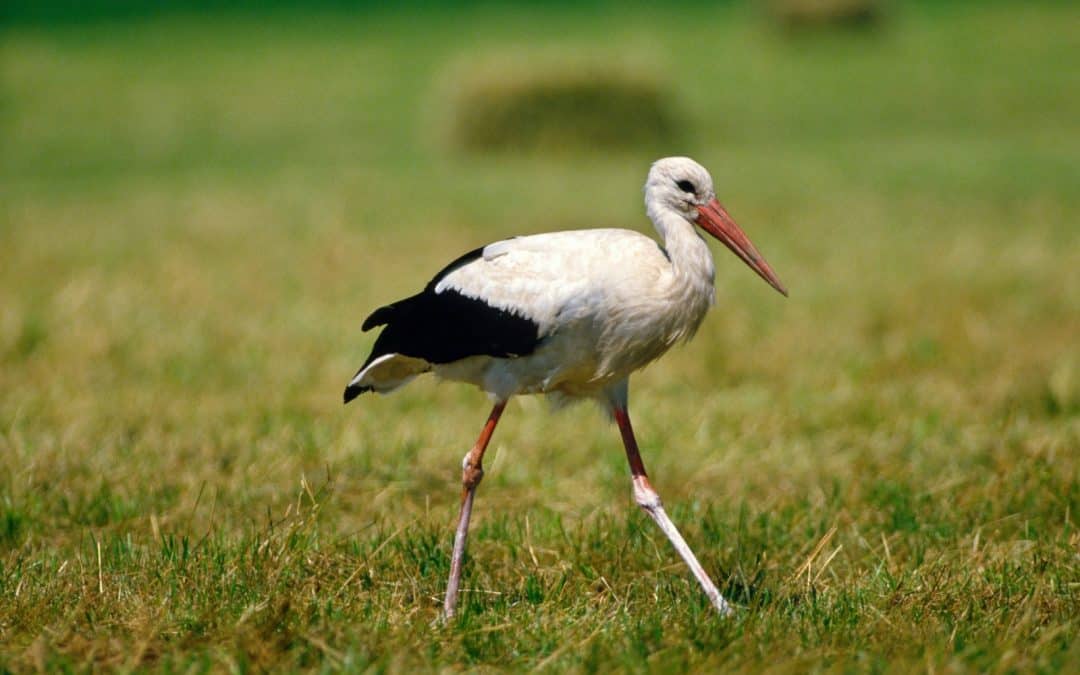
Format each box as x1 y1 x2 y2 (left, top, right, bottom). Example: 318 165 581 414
2 2 1079 671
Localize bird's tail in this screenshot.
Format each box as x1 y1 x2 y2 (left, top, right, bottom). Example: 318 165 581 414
343 353 431 403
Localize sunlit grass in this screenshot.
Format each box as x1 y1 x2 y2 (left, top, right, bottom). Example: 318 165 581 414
1 2 1078 671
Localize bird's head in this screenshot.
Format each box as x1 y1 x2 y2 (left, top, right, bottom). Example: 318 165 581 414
646 156 787 297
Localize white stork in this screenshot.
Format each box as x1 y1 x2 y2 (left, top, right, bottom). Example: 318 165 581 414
344 156 787 618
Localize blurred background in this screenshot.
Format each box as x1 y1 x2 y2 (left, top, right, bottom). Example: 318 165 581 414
1 0 1078 669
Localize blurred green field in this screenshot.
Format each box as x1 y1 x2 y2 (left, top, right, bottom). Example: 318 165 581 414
2 2 1079 671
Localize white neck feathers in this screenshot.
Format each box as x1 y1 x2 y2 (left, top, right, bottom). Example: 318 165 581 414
649 206 716 288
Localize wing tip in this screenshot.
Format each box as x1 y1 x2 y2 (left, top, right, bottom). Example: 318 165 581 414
361 306 392 332
343 384 373 404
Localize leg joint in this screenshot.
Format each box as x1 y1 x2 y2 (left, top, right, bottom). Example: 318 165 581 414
461 452 484 490
632 477 662 511
462 464 484 490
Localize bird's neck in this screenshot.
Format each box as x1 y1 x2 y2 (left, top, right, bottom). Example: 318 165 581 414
652 209 716 290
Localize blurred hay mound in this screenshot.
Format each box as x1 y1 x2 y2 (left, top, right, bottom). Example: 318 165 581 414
765 0 886 29
442 55 682 153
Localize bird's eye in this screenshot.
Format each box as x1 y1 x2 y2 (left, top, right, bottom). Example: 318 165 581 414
675 180 696 194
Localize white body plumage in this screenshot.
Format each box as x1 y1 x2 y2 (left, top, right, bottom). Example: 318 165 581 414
435 227 715 400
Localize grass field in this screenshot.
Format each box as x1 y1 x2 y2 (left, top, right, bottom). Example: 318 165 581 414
2 2 1079 671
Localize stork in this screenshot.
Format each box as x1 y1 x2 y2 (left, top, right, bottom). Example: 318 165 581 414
344 156 787 618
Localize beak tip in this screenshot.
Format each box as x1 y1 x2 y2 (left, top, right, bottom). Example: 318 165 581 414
699 199 789 299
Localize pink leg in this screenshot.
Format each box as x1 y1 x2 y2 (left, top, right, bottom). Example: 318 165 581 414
613 407 733 616
443 400 507 619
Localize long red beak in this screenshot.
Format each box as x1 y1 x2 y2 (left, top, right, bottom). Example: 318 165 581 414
696 199 788 297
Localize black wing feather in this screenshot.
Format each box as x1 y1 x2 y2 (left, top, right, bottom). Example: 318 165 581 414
361 246 487 333
347 244 541 402
363 288 539 366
